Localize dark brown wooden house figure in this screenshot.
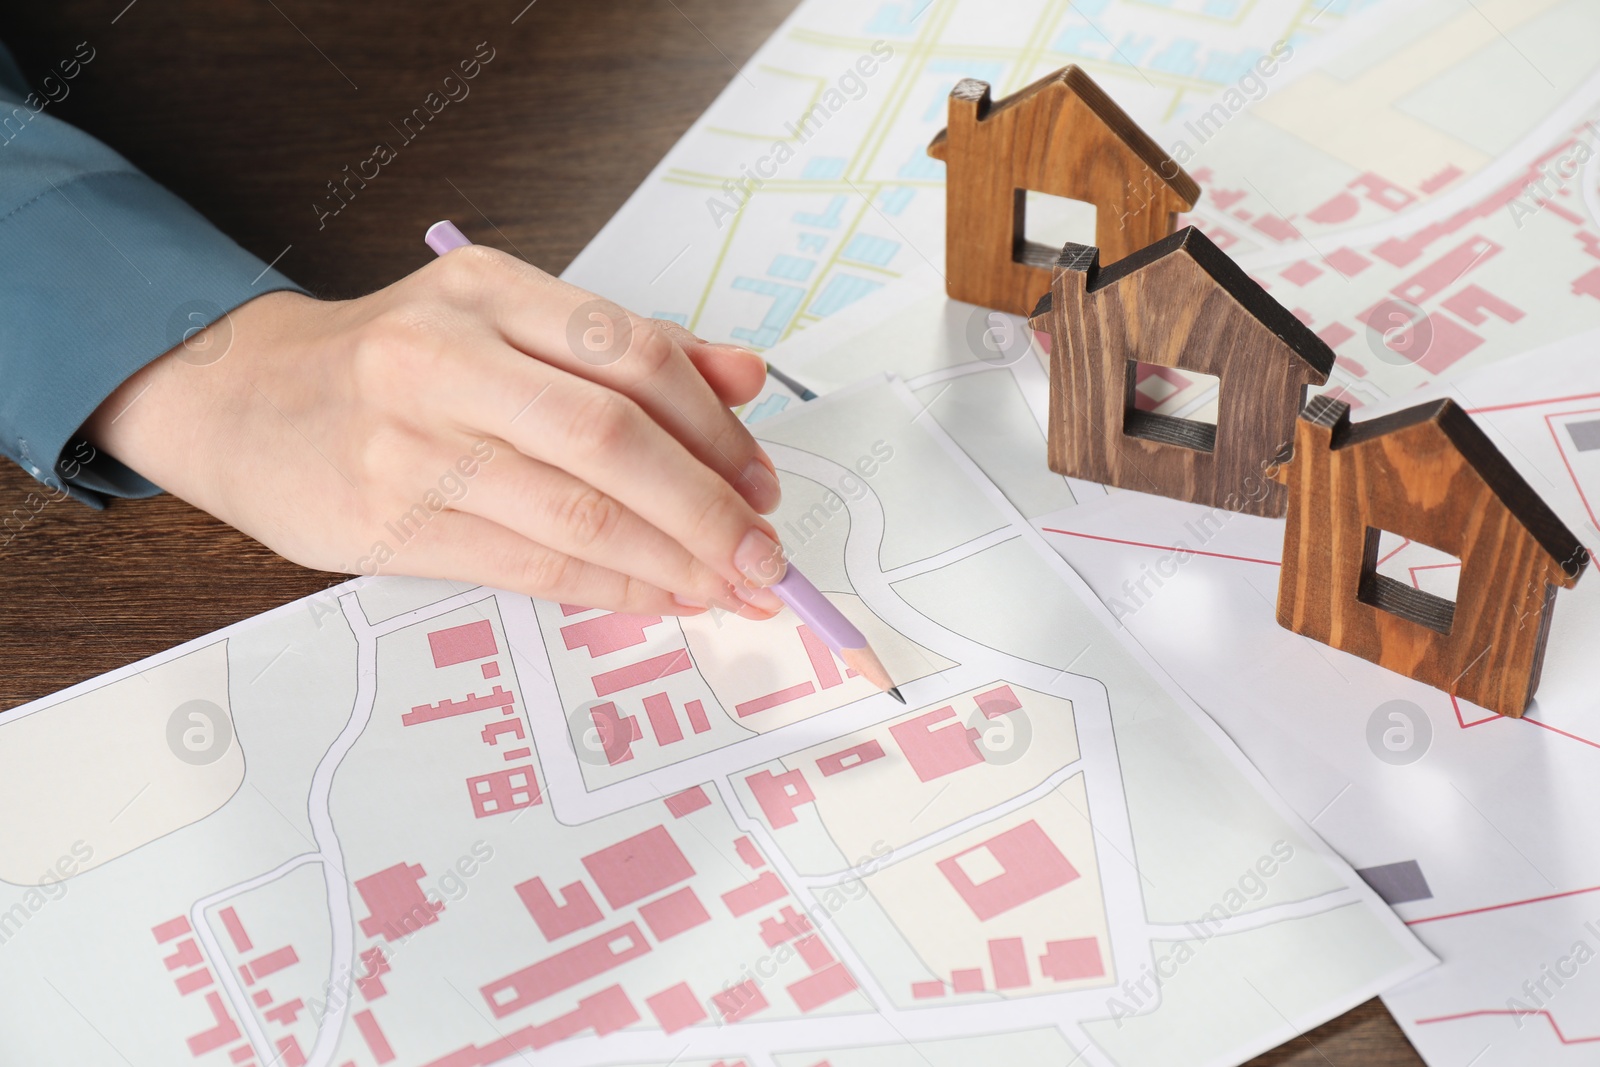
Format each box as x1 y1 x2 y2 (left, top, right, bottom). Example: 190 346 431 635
1027 226 1333 518
1277 395 1588 718
927 64 1200 317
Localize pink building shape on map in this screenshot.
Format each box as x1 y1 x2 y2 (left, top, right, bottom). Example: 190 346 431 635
890 706 985 782
745 767 815 828
581 826 695 909
936 820 1080 921
467 766 543 818
427 619 498 667
355 862 444 942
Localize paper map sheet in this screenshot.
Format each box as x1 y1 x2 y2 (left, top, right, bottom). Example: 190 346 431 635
563 0 1600 430
560 0 1387 425
0 381 1431 1067
1038 331 1600 1067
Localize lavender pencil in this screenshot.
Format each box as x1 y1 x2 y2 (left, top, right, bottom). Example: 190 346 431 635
772 566 904 703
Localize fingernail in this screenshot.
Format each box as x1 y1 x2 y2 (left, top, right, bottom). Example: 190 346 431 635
736 601 776 621
740 460 782 514
734 528 787 588
673 594 706 611
735 581 784 614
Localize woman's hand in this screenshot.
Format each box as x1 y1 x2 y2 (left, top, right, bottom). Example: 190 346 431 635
83 245 787 618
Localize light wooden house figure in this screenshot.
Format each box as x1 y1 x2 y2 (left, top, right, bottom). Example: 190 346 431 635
1027 226 1334 518
927 64 1200 317
1277 395 1588 718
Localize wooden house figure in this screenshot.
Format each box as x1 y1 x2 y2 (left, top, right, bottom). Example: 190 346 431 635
927 64 1200 317
1027 226 1333 518
1277 395 1588 718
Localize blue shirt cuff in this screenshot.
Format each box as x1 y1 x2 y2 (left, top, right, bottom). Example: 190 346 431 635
0 169 305 507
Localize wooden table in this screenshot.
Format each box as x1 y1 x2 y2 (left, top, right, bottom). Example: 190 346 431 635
0 2 1425 1063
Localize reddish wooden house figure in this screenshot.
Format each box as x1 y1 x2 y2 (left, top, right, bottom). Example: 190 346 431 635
1028 226 1333 518
927 64 1200 317
1276 395 1588 718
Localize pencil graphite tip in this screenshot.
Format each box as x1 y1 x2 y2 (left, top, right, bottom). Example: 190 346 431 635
888 686 905 704
838 644 900 700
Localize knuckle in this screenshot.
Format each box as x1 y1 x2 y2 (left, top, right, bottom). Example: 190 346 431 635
353 424 413 481
621 322 676 380
684 481 745 546
519 547 574 597
353 307 450 391
565 388 640 456
554 485 623 545
619 575 664 613
431 243 505 296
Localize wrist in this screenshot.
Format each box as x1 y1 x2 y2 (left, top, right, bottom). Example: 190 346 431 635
83 290 323 511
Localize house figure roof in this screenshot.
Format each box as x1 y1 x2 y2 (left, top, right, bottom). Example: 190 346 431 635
928 65 1200 316
1027 226 1333 518
1277 394 1588 717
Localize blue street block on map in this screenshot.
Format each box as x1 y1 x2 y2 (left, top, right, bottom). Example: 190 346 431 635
793 196 847 229
1051 26 1108 62
866 1 931 36
1112 34 1157 66
810 274 883 318
802 157 848 180
743 394 792 425
878 187 915 217
898 152 944 181
1149 37 1201 78
731 277 808 348
842 234 901 268
768 255 817 282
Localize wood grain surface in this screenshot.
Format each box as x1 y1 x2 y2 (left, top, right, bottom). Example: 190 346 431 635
1277 395 1586 717
1030 226 1331 518
928 65 1198 316
0 2 1424 1063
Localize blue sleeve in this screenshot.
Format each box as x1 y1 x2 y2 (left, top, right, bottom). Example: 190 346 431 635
0 39 307 507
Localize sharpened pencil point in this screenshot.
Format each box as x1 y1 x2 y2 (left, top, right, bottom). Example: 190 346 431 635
888 687 905 704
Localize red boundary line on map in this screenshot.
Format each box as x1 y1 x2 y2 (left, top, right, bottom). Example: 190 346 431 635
1413 1009 1600 1044
1039 528 1280 567
1406 883 1600 926
1464 391 1600 415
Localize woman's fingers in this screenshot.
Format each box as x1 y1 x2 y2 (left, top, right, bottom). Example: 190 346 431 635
651 319 769 407
443 351 787 610
386 507 692 617
458 449 751 614
442 248 781 516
